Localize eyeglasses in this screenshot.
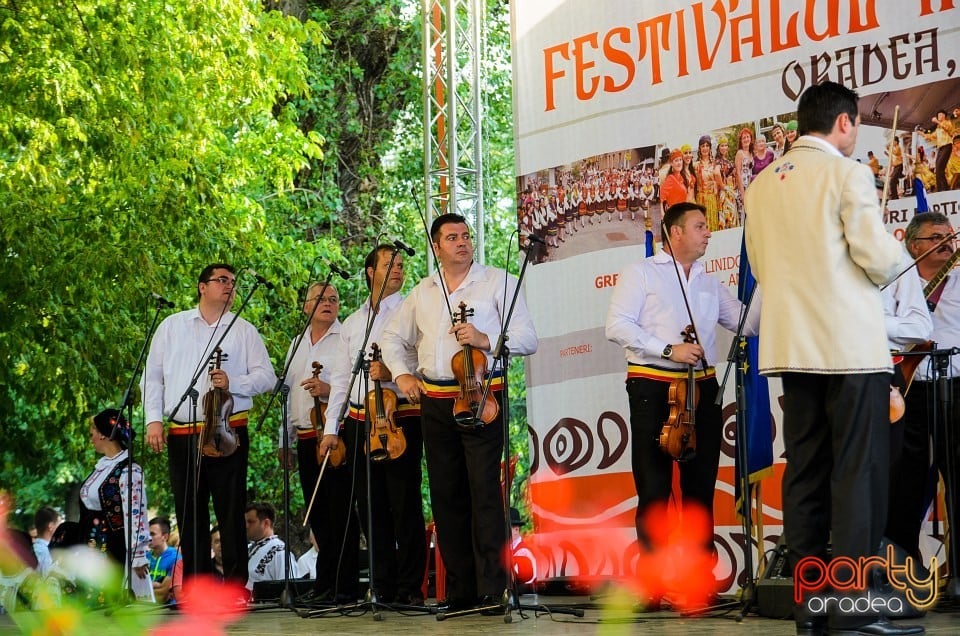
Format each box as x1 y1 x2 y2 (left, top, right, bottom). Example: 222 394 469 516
914 234 953 242
204 276 236 286
310 295 339 304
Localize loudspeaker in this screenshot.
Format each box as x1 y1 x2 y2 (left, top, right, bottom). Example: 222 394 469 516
756 535 794 619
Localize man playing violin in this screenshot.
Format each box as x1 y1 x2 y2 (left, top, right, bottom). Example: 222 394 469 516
745 82 922 636
888 213 960 568
605 201 758 610
143 263 277 587
321 245 427 606
280 282 360 604
380 213 538 613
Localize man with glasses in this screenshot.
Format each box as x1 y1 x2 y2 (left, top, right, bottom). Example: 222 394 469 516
322 245 427 606
279 282 359 603
381 213 538 613
144 263 277 589
888 213 960 567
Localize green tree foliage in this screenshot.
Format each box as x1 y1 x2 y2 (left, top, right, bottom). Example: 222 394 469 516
1 0 531 539
0 0 327 522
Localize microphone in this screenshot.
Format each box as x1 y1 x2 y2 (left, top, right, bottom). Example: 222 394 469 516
150 292 175 308
246 268 276 290
393 239 416 256
524 234 546 246
327 263 351 280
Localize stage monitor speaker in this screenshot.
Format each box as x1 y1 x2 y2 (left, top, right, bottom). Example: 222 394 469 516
756 535 794 619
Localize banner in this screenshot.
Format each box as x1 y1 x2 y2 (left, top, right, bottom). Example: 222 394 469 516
512 0 960 592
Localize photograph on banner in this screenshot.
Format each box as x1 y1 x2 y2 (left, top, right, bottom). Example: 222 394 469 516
512 0 960 595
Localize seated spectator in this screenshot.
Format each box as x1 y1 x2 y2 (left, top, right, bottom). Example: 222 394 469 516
296 530 318 580
244 503 298 595
210 526 224 581
32 506 62 577
146 517 181 604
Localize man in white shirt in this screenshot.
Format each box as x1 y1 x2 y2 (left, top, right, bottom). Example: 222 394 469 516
321 245 426 606
606 201 758 610
245 502 298 595
888 213 960 566
280 281 359 604
381 213 538 612
143 263 277 587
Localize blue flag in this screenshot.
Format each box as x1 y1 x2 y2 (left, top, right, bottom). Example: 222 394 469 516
734 236 774 514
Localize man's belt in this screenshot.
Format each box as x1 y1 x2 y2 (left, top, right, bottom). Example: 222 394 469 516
168 411 249 435
421 372 504 399
627 363 716 382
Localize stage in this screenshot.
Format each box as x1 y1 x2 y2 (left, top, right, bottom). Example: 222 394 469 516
2 594 949 635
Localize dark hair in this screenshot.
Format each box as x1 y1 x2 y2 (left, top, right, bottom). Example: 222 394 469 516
797 81 859 137
430 213 468 243
34 506 59 533
93 408 132 449
904 211 951 245
661 202 706 243
196 263 235 300
245 502 276 524
210 525 220 537
363 244 397 290
149 517 172 535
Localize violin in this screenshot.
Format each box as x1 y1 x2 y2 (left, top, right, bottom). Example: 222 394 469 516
450 301 499 429
201 347 238 458
659 326 698 462
365 343 407 461
310 362 345 469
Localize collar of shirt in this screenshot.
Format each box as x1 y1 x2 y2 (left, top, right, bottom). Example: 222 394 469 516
797 134 843 157
651 250 706 281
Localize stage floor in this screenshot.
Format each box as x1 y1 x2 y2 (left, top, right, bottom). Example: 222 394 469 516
1 594 953 634
228 595 952 635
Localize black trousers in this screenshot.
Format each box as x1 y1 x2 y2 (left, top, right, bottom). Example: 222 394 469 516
346 412 427 600
168 427 249 583
935 143 952 192
297 434 360 599
420 393 506 602
780 372 889 628
887 378 960 563
625 376 722 553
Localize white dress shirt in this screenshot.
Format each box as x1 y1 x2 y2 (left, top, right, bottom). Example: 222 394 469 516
143 308 276 424
605 251 758 368
279 321 341 447
246 535 298 591
323 293 417 436
381 262 538 381
882 253 933 350
916 273 960 380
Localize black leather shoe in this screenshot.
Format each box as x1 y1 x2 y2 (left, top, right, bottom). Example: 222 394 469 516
796 618 826 636
434 597 474 612
829 618 925 635
631 597 662 613
477 594 505 616
395 593 425 606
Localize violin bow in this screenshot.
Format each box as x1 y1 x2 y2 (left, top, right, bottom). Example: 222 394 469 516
661 221 709 375
411 186 457 326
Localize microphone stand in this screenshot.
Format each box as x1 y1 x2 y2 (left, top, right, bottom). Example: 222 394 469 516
249 268 335 610
112 296 168 603
164 276 267 577
437 241 583 623
715 283 761 620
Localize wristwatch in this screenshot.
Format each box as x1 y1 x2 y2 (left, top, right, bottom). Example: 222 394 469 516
661 344 673 360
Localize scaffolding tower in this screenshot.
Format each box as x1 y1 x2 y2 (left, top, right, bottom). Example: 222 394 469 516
422 0 486 262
